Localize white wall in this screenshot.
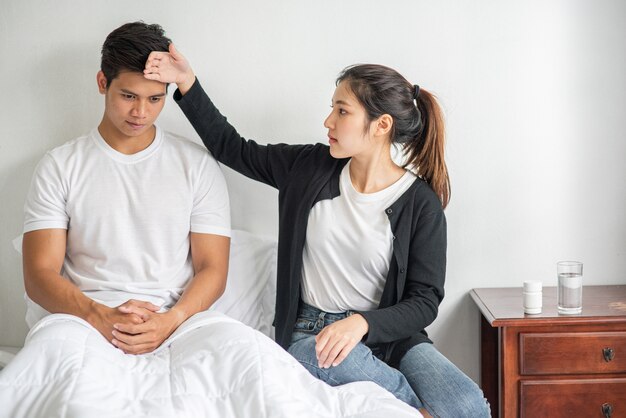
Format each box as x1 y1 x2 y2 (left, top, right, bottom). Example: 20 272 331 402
1 0 625 383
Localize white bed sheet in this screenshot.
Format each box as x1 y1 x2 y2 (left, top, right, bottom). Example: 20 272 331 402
0 310 420 418
3 230 421 417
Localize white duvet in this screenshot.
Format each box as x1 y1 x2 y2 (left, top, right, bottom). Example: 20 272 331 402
0 311 420 418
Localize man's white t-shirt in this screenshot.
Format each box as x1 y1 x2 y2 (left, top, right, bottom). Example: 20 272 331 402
23 126 230 327
301 160 417 313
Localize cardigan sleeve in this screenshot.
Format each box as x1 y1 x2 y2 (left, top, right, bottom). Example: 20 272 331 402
359 206 446 345
174 78 312 190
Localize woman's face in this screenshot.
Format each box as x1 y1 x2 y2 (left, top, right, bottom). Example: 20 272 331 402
324 81 377 159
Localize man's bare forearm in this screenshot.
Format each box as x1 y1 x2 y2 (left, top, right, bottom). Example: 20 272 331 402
21 229 145 344
170 266 227 322
170 233 230 323
24 267 101 322
22 229 103 322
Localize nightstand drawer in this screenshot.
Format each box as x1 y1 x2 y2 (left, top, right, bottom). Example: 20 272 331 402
520 332 626 375
520 379 626 418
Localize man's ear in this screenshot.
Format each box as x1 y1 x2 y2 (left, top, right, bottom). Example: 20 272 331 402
374 114 393 137
96 71 108 94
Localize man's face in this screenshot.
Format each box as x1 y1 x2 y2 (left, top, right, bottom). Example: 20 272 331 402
97 70 167 142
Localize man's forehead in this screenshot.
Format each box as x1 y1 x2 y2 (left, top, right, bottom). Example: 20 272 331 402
111 70 167 95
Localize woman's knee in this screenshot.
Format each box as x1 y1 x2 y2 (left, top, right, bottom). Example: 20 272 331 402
323 343 374 378
400 343 490 418
288 338 378 385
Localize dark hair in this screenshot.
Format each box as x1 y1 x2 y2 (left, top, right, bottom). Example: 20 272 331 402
101 21 171 87
337 64 450 208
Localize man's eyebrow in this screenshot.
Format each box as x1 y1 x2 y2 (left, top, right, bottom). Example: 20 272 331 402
120 88 167 97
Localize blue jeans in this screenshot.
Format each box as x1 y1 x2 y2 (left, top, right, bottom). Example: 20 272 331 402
287 302 490 418
399 343 491 417
287 302 422 409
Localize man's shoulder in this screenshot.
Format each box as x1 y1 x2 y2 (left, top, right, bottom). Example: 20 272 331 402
45 131 96 161
161 130 208 155
160 130 220 173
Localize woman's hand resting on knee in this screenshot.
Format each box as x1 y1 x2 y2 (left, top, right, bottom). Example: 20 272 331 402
315 314 369 369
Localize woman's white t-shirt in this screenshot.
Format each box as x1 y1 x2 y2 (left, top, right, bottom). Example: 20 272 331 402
301 160 416 313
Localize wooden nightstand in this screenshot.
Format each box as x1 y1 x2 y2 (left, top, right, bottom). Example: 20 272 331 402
470 285 626 418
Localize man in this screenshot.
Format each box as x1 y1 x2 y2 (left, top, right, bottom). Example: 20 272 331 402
22 21 231 355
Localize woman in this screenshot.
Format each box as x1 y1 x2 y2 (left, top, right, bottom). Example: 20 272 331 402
144 44 489 418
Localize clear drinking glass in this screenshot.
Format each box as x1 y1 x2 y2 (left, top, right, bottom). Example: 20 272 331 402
557 261 583 314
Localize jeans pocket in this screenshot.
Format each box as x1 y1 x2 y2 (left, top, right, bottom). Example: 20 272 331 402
294 318 316 333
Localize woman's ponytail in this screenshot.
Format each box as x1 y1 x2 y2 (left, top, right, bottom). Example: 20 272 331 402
404 89 450 208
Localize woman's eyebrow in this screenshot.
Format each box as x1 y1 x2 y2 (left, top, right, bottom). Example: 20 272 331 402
332 99 352 106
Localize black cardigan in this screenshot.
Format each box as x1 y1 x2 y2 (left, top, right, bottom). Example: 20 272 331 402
175 79 447 366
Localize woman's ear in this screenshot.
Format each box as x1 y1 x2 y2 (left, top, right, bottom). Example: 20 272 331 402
96 71 108 94
374 114 393 137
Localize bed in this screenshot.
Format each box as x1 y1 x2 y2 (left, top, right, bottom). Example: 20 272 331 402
0 230 420 417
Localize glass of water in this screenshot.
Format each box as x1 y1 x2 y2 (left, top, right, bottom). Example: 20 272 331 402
557 261 583 314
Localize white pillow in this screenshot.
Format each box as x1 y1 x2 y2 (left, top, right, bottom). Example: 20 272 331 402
13 230 278 337
210 229 277 337
12 235 21 254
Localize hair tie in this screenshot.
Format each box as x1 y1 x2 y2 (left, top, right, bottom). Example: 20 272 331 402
413 84 420 101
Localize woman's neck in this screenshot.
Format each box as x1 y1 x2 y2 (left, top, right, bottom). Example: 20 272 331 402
348 148 406 194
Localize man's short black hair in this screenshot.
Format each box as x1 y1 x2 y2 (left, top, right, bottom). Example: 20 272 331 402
101 21 171 88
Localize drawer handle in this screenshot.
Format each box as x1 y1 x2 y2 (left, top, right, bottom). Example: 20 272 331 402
603 347 615 362
602 403 613 418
